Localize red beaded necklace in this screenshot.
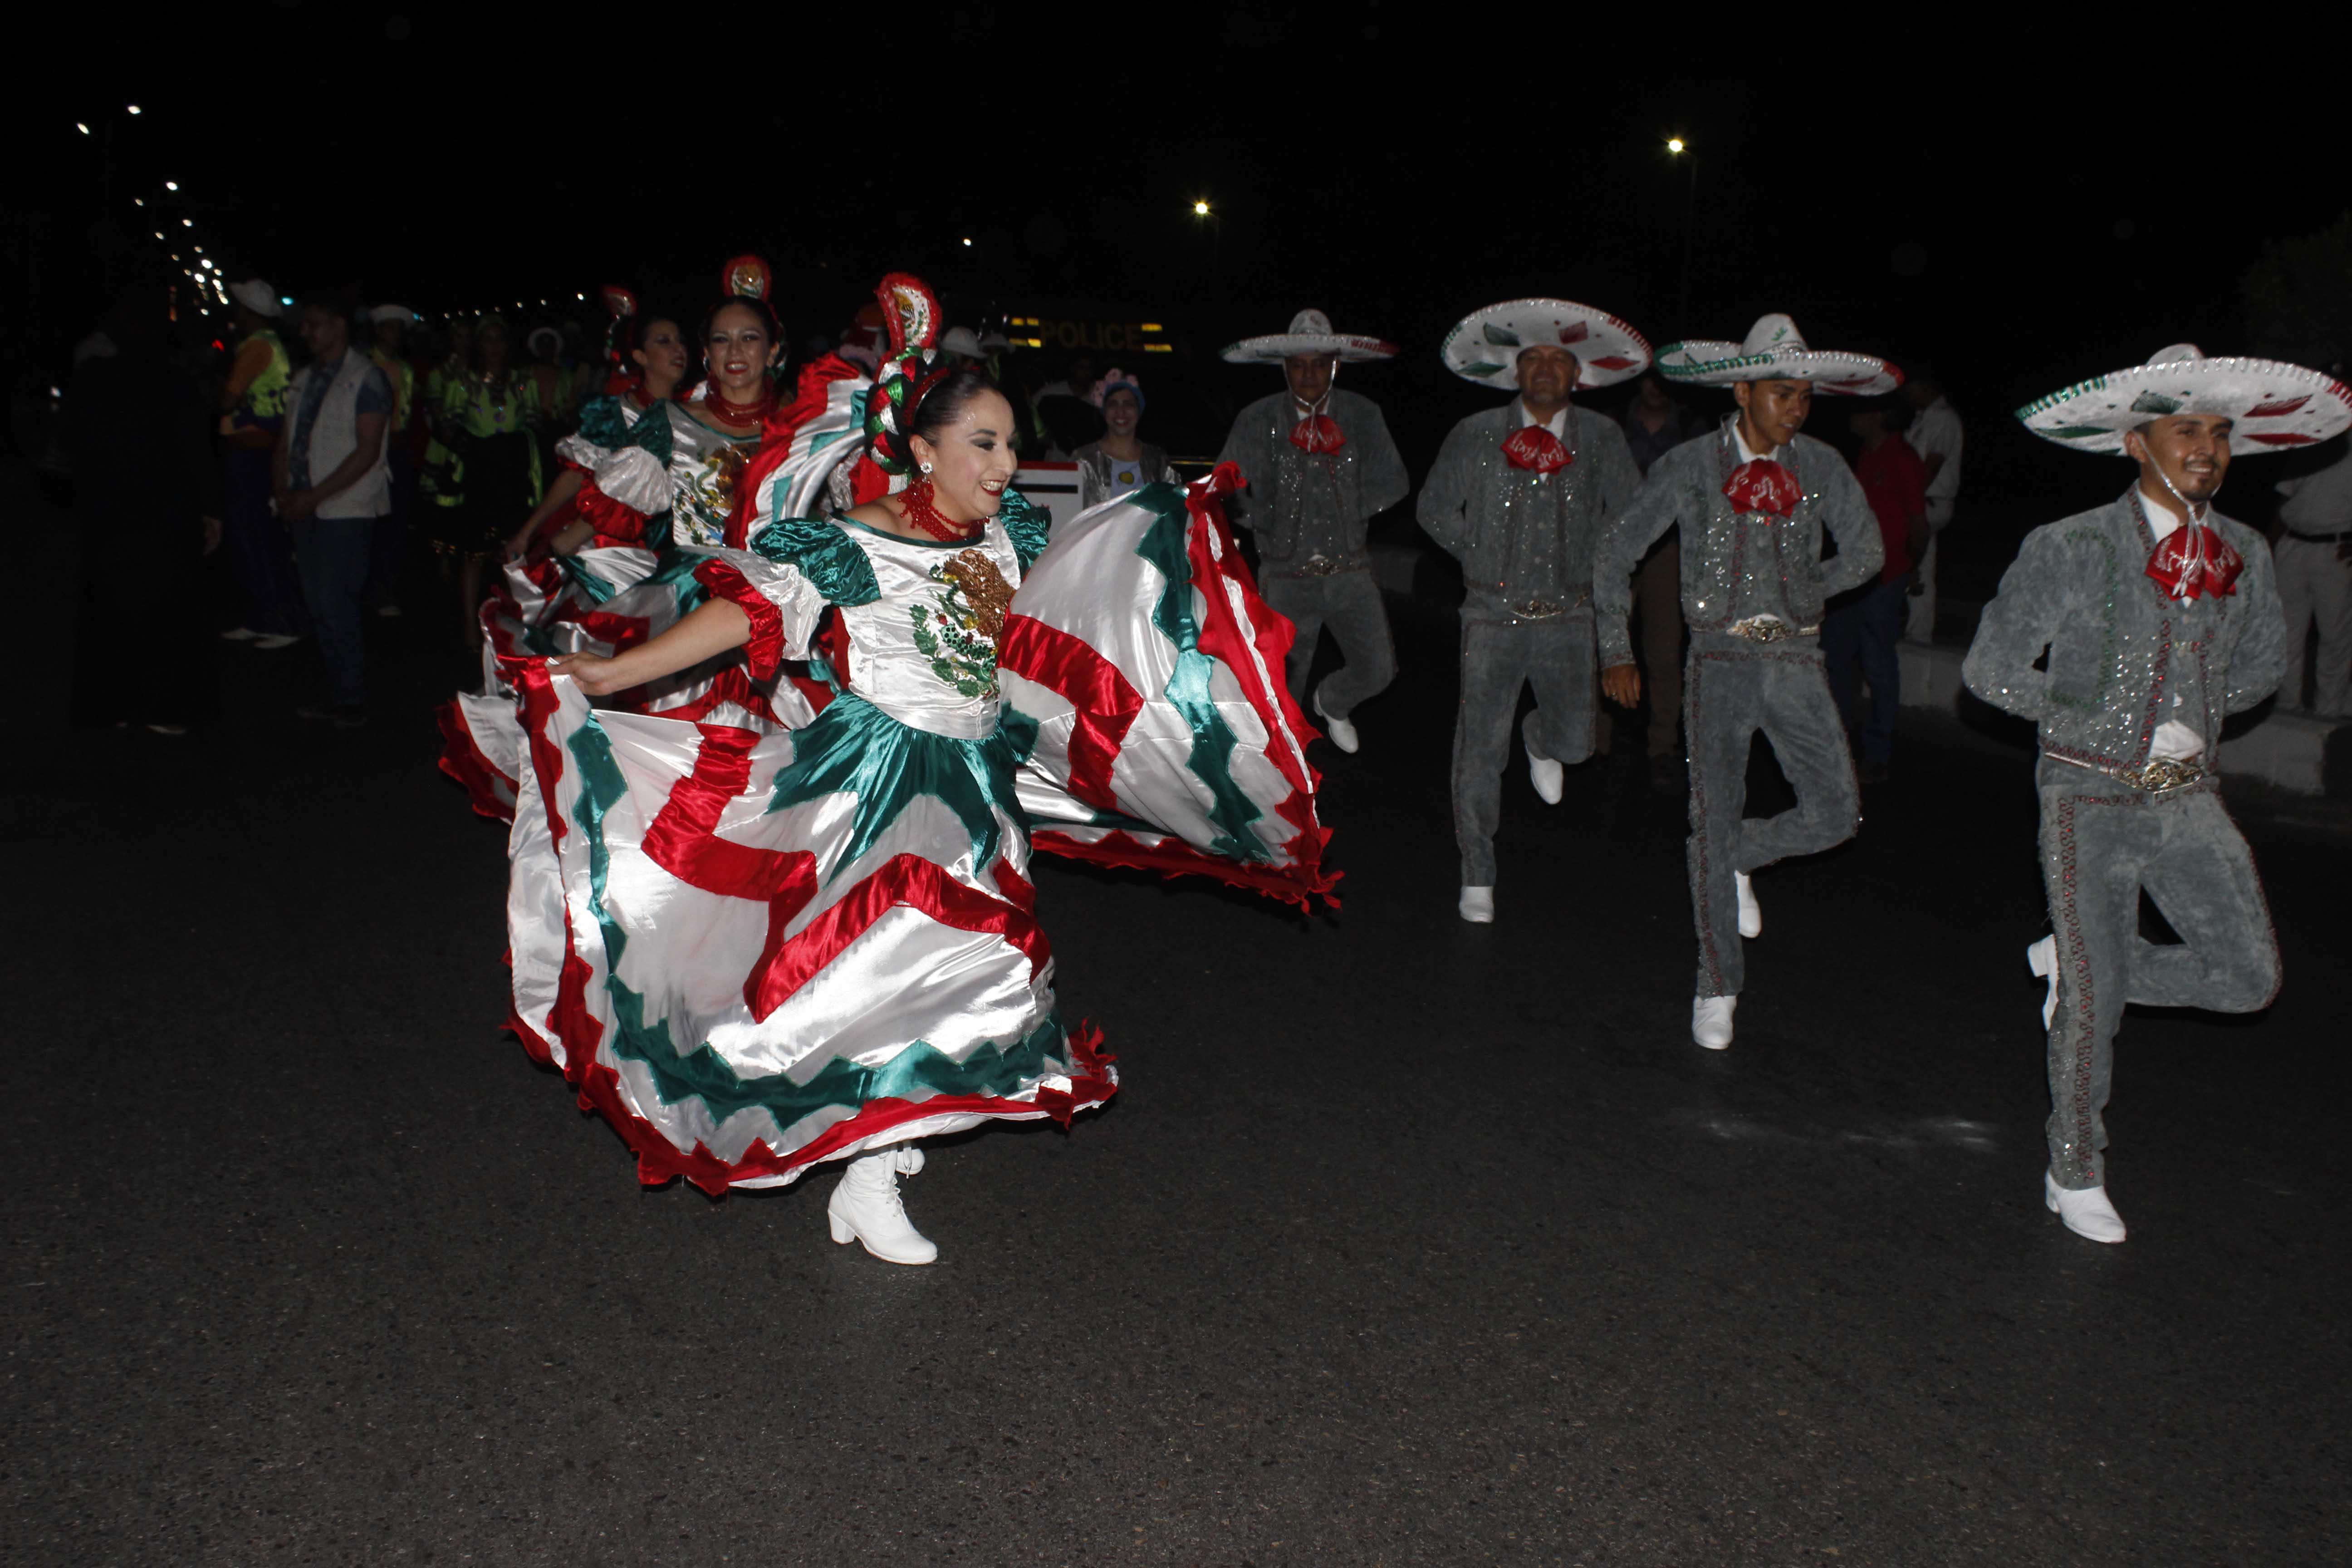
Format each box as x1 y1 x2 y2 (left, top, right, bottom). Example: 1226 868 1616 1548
703 379 773 428
899 477 980 542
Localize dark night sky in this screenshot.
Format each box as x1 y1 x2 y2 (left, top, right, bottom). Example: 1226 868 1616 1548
10 15 2348 529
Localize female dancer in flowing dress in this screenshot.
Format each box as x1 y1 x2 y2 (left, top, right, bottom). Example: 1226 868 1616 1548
505 274 1336 1263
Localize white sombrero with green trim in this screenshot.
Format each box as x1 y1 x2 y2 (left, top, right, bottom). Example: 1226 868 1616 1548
2019 343 2352 454
1221 309 1397 365
1657 313 1901 396
1440 298 1652 391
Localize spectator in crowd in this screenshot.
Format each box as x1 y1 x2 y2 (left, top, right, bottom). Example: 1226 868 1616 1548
217 279 306 648
424 314 541 648
1074 369 1177 508
940 325 986 368
275 297 394 727
1900 365 1963 642
1824 397 1928 782
525 325 574 432
69 275 221 733
2272 427 2352 715
365 304 419 618
1033 352 1102 458
1615 371 1701 786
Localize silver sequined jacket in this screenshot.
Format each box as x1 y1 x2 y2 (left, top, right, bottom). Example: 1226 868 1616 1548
1215 389 1409 565
1417 402 1642 613
1592 421 1881 666
1961 491 2282 773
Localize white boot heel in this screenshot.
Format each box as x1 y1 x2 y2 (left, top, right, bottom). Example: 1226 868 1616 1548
827 1147 938 1265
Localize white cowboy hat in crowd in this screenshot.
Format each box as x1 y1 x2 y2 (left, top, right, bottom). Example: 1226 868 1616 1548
1221 309 1397 365
1657 313 1901 396
369 304 415 325
230 279 284 318
1441 298 1652 391
940 325 985 359
2019 343 2352 454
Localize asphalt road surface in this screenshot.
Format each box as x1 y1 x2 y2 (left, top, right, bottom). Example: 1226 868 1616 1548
5 581 2347 1567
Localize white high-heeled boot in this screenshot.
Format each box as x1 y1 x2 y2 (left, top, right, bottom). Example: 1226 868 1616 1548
828 1146 937 1265
1735 871 1761 939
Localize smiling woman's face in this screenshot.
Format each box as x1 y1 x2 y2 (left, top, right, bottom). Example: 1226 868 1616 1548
912 389 1019 522
704 303 777 398
1103 387 1140 436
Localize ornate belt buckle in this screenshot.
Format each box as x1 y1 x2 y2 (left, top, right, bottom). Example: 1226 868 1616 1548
2123 756 2205 795
1512 598 1563 620
1302 554 1343 577
1731 615 1791 643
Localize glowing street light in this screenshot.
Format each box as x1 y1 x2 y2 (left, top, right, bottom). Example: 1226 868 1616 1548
1193 199 1211 216
165 180 178 191
76 122 89 134
181 217 192 227
127 104 141 115
961 237 973 247
1667 137 1685 154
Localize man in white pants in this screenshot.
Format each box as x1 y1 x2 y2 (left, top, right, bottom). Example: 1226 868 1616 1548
1901 368 1963 642
2273 431 2352 715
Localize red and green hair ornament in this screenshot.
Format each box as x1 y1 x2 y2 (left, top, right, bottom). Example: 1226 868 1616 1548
719 254 773 303
862 272 949 480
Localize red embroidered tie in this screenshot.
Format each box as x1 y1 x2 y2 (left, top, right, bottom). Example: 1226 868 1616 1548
1723 459 1803 517
1289 414 1347 454
1501 425 1572 474
2145 522 2242 601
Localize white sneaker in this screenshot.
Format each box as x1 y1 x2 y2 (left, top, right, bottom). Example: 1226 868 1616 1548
1313 691 1359 754
1458 885 1494 924
1735 871 1762 939
218 626 261 642
250 632 302 651
1528 750 1564 805
1692 994 1736 1049
2044 1170 2126 1243
827 1146 937 1264
2027 936 2058 1029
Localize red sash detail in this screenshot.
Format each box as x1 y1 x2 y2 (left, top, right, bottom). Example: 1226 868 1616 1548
1289 414 1347 454
1501 425 1572 474
1722 458 1803 517
2146 522 2242 601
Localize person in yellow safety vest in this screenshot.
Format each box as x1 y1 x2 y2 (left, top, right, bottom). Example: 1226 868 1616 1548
216 279 308 646
365 304 421 618
424 314 542 648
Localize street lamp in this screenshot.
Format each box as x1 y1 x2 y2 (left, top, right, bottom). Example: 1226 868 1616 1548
1193 199 1210 216
1668 136 1697 333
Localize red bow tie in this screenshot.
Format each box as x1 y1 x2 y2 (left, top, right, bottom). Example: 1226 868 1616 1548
1289 414 1347 454
1502 425 1573 475
2146 521 2243 602
1723 458 1803 517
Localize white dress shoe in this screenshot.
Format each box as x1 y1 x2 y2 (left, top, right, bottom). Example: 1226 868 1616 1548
1692 994 1736 1049
2027 935 2058 1029
1313 691 1359 754
1458 885 1494 924
1735 871 1762 939
1528 750 1564 805
2044 1170 2126 1243
218 625 261 642
250 632 303 651
828 1146 938 1264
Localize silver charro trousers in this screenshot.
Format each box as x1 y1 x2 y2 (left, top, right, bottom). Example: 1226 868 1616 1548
1259 567 1396 719
1684 633 1860 998
1451 606 1597 886
2034 765 2280 1189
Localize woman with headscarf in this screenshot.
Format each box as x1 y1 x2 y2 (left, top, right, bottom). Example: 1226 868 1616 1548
1073 367 1177 510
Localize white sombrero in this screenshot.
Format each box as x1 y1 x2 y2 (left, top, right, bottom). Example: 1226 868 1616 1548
2019 343 2352 454
1221 309 1397 364
1441 298 1651 391
230 279 283 318
1657 313 1901 396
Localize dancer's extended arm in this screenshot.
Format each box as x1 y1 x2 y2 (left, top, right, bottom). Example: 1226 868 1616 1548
548 600 749 696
